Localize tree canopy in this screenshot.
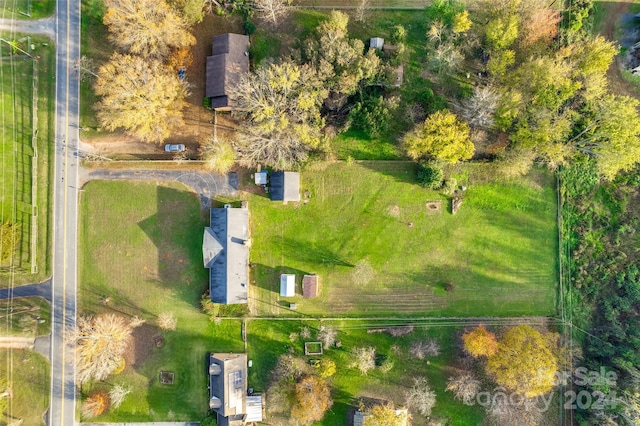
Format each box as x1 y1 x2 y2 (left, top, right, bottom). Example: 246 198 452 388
486 325 558 398
94 53 186 143
403 110 474 163
291 376 333 425
462 325 498 358
364 403 410 426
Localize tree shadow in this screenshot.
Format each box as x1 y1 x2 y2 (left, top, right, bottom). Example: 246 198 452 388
356 160 419 185
137 185 209 308
280 237 354 268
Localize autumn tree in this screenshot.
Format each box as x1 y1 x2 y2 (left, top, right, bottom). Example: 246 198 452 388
73 314 137 383
94 53 186 143
316 358 336 378
291 376 333 425
403 110 474 163
350 347 376 375
168 0 204 24
232 61 327 170
446 373 481 404
103 0 195 60
404 377 436 416
201 136 235 174
81 392 110 419
253 0 291 26
462 325 499 358
365 403 411 426
109 384 131 409
486 325 558 398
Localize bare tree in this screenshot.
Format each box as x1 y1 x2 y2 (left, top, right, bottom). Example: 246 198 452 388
409 339 440 360
452 86 501 129
351 259 375 286
157 312 177 330
446 373 481 404
354 0 371 23
300 326 311 339
73 314 136 383
404 377 436 416
109 384 131 409
130 316 145 328
350 347 376 375
317 326 338 348
253 0 291 26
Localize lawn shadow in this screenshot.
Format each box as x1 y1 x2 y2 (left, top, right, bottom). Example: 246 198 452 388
252 263 309 296
356 160 419 185
137 185 209 308
280 237 354 268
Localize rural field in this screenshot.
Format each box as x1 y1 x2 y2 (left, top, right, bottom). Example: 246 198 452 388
0 0 54 18
0 36 55 284
78 180 244 421
248 162 558 317
0 348 49 425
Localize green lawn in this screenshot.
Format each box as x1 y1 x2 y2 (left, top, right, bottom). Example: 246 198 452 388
0 36 55 284
0 0 54 18
246 319 485 425
0 296 50 336
79 180 245 421
249 162 557 317
0 349 50 425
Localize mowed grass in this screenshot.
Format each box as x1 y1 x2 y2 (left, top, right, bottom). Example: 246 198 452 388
0 296 50 336
0 37 55 284
0 349 50 426
79 180 244 421
249 162 557 317
246 319 485 426
0 0 54 18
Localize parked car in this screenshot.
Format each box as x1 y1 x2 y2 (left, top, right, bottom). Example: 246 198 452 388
164 144 185 152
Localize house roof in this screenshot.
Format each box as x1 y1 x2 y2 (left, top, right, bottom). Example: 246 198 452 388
255 170 268 185
206 207 249 304
370 37 384 50
303 275 319 298
270 172 301 202
206 33 250 109
246 394 263 422
280 274 296 297
209 353 247 419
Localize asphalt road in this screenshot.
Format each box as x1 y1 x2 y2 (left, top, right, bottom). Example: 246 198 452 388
49 0 81 423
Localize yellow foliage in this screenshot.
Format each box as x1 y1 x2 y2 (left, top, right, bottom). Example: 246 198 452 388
462 325 498 358
291 376 333 425
403 110 474 163
365 403 410 426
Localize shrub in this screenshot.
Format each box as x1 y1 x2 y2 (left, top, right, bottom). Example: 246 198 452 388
244 19 256 35
441 178 458 195
417 161 444 189
390 25 407 43
317 359 337 378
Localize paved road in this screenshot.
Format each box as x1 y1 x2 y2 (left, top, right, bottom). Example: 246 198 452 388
0 17 56 39
0 279 52 302
81 169 238 209
49 0 81 423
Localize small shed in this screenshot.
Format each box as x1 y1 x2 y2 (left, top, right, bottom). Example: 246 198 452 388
254 170 267 185
270 172 301 202
280 274 296 297
246 394 263 422
370 37 384 50
302 275 320 298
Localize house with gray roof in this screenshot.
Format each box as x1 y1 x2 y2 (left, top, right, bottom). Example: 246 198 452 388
203 205 249 304
206 33 250 111
208 353 263 426
270 171 300 202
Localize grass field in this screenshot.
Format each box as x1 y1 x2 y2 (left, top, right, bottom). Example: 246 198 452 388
0 349 50 425
0 0 54 18
0 36 55 284
0 296 50 336
248 162 557 317
79 180 245 421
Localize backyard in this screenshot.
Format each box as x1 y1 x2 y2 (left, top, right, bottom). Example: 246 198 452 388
248 161 558 317
0 36 55 284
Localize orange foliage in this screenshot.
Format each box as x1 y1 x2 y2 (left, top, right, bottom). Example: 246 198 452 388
520 9 561 48
291 376 333 425
462 325 498 358
81 392 110 419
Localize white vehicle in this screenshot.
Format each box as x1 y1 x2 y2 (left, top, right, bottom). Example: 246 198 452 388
164 144 186 152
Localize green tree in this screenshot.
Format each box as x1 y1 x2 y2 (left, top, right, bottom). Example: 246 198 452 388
94 53 186 143
486 325 558 398
103 0 195 60
403 110 474 163
571 36 617 77
168 0 204 24
485 15 518 50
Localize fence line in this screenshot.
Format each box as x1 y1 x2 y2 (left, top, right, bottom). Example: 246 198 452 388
30 58 37 273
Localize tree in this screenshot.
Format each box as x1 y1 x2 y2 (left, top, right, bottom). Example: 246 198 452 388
168 0 204 24
485 14 518 51
350 347 376 375
232 61 327 170
291 376 333 425
73 314 135 383
462 325 498 358
94 53 186 143
109 384 131 409
157 311 177 330
103 0 195 60
201 136 235 174
0 221 19 262
404 377 436 416
403 110 474 163
81 392 110 419
518 9 560 50
317 326 338 348
317 358 336 378
452 86 500 129
355 0 371 22
409 340 440 360
417 161 444 189
486 325 558 398
351 259 375 285
572 94 640 180
452 10 471 33
365 403 411 426
446 373 481 404
253 0 291 26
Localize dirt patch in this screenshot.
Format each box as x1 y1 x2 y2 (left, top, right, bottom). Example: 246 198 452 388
386 205 401 217
127 324 162 368
425 200 442 214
